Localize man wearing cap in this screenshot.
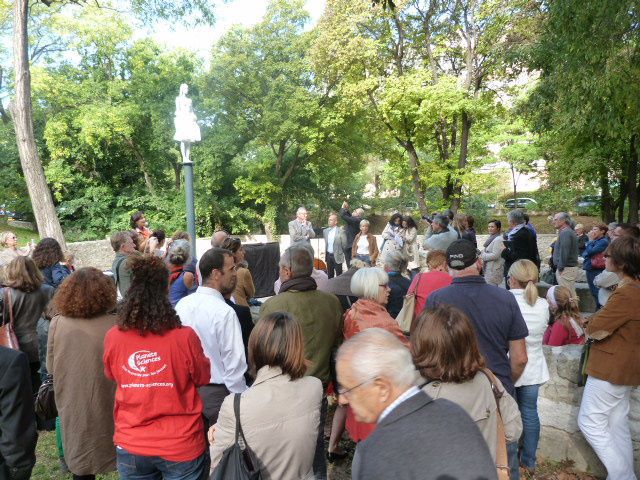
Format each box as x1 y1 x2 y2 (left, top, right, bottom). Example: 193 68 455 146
426 239 528 479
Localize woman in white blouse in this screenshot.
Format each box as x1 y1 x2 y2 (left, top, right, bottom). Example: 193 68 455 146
507 259 550 475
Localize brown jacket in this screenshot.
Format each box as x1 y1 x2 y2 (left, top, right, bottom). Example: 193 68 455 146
351 233 379 263
586 280 640 386
233 266 255 307
47 313 117 474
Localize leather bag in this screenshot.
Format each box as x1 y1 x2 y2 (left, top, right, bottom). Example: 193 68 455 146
209 394 262 480
0 289 19 350
480 368 510 480
395 273 423 334
35 374 57 420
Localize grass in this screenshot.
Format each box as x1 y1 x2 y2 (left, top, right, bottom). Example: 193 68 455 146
0 217 39 246
32 431 118 479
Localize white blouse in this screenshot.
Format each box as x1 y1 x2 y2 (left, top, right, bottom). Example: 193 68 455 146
357 235 370 255
511 289 550 387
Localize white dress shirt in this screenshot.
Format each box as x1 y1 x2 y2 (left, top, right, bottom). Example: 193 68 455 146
511 289 550 387
378 386 420 423
327 227 337 254
175 286 247 393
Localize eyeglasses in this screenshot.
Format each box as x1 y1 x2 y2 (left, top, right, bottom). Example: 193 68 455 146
337 377 376 396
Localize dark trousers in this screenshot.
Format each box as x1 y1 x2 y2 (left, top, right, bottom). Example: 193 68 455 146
344 247 352 268
326 253 343 279
198 384 230 427
312 395 328 479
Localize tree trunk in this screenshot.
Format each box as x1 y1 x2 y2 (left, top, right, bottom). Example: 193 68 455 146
449 111 471 211
627 134 639 224
599 165 615 222
126 137 156 195
404 140 428 215
11 0 66 248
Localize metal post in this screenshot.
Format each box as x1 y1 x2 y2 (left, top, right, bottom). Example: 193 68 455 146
182 161 196 256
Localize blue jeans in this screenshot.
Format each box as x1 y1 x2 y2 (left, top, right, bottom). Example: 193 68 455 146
586 269 603 309
116 447 207 480
355 254 371 266
516 384 541 469
507 441 520 480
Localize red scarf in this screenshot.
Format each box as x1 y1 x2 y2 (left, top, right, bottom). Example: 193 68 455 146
169 265 184 285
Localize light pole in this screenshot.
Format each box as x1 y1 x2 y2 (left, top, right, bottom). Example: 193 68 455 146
182 158 196 256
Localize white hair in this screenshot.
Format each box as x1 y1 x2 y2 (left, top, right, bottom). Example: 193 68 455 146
384 250 408 273
350 267 388 300
337 328 419 388
359 219 370 227
297 206 307 214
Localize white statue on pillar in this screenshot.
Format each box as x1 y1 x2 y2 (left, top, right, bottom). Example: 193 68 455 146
174 83 201 163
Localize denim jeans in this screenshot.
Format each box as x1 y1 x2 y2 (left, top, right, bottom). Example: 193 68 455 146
116 447 207 480
355 254 371 266
586 269 603 309
506 441 520 480
312 395 328 480
516 384 541 469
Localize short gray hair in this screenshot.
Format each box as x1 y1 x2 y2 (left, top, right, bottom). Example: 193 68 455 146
350 267 388 300
359 219 370 227
384 250 408 273
354 208 365 217
337 328 419 388
555 212 570 225
279 246 313 277
507 209 525 225
168 239 191 265
296 206 307 214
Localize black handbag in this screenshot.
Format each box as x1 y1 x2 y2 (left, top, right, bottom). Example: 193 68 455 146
34 374 57 420
209 394 262 480
577 339 593 387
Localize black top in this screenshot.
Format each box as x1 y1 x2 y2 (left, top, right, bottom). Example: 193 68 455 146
386 273 411 319
501 226 540 275
340 208 362 247
0 347 37 480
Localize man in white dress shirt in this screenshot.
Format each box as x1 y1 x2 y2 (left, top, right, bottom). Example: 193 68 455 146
323 213 347 279
175 247 248 426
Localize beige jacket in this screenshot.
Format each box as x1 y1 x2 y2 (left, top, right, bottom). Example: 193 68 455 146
422 371 522 462
481 235 505 286
211 366 322 480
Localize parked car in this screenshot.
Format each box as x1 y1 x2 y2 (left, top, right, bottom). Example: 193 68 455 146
504 197 538 209
576 195 601 210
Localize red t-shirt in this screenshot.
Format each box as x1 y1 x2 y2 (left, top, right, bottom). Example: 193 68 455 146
409 271 454 317
543 320 585 347
103 325 211 461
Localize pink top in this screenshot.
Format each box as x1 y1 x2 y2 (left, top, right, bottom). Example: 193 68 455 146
543 320 585 347
408 271 453 318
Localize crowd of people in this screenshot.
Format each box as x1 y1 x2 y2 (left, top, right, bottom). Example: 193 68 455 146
0 204 638 480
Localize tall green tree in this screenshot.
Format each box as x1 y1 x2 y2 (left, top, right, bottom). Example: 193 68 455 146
202 0 367 237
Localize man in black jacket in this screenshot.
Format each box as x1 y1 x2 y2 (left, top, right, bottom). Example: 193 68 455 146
501 209 540 286
0 347 37 480
340 201 364 268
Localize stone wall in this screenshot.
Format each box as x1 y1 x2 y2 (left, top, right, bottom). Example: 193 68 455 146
539 346 640 477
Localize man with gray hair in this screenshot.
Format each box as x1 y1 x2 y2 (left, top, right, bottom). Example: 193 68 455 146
288 206 315 246
260 245 343 479
210 229 228 248
552 212 579 302
337 328 496 480
501 209 539 284
422 214 459 252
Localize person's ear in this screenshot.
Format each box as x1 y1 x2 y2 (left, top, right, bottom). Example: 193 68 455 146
373 377 391 403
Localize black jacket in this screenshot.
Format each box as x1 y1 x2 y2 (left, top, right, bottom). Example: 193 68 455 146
339 208 362 248
0 347 37 480
501 226 540 275
386 273 411 319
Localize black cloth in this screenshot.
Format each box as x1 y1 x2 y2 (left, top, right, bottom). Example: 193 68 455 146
343 248 353 269
224 300 254 358
501 226 540 276
461 229 477 247
386 273 411 319
279 276 317 294
198 384 230 428
0 347 37 480
243 242 281 297
339 208 361 248
577 233 588 255
352 391 496 480
324 268 358 312
326 253 343 279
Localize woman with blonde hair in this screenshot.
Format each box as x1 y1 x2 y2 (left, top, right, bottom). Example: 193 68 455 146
0 231 32 268
1 256 54 390
507 259 550 474
543 285 585 346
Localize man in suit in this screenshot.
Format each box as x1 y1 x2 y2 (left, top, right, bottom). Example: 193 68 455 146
0 347 38 480
336 328 496 480
340 201 364 268
323 213 347 279
288 207 315 246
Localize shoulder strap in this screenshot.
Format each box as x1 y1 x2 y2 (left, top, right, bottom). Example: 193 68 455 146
2 289 14 328
408 273 423 296
233 393 250 448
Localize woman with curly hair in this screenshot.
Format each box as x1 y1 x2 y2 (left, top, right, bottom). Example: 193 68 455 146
103 255 211 480
1 256 53 390
32 237 70 289
167 240 196 307
47 268 118 480
380 212 404 264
